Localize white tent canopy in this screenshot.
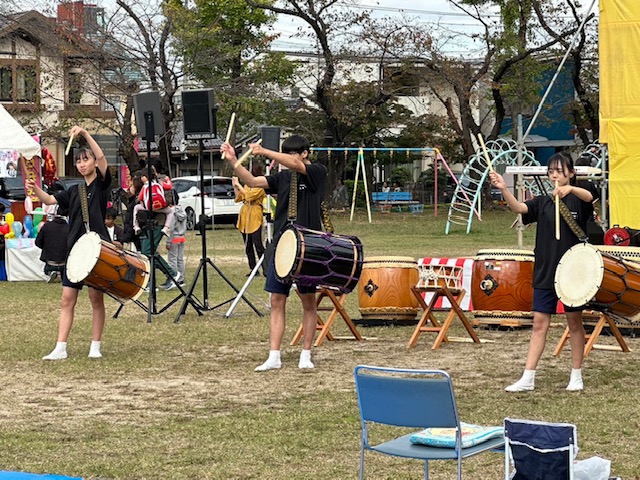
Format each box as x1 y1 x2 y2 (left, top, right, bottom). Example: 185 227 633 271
0 103 41 160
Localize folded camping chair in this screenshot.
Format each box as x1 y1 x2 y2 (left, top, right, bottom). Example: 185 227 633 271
354 365 504 480
504 418 578 480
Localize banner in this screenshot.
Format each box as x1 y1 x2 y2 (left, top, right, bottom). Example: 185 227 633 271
0 149 19 178
599 0 640 228
120 165 132 191
19 155 42 203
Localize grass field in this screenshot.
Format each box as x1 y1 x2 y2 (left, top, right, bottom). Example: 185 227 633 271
1 208 638 479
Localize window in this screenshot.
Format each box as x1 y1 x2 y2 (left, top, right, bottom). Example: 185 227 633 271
68 70 83 104
0 63 37 103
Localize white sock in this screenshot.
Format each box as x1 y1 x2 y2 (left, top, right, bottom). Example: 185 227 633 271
505 369 535 392
255 350 281 372
43 341 67 361
298 349 314 369
566 368 583 391
88 340 102 359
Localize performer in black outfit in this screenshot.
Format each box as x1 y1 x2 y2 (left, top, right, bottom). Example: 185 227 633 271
221 135 327 372
26 125 112 360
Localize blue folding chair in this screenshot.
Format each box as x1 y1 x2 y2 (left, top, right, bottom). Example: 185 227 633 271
354 365 504 479
504 418 578 480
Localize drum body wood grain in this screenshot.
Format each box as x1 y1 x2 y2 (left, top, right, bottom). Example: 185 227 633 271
471 249 534 325
66 232 150 304
358 256 419 321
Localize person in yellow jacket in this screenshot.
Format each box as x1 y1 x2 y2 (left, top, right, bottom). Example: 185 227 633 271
233 163 266 276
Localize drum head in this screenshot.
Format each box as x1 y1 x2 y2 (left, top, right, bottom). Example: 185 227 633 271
274 229 298 279
66 232 102 283
554 243 604 307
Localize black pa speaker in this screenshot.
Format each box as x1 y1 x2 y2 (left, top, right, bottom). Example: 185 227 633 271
182 89 216 139
258 126 281 151
132 91 165 140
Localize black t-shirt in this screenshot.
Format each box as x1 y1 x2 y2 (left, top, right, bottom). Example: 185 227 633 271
266 163 327 237
54 168 112 256
523 182 599 289
35 217 69 263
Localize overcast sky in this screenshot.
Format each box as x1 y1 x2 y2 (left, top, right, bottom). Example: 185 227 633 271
270 1 487 51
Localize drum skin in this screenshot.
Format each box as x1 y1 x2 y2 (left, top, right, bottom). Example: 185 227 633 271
471 250 534 317
66 232 150 304
358 256 419 320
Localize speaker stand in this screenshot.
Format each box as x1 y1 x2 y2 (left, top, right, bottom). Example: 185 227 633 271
174 139 262 322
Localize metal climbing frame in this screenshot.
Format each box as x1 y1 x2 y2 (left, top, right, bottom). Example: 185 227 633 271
445 138 539 234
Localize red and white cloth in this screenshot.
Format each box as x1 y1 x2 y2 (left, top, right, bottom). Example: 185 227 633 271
417 257 474 311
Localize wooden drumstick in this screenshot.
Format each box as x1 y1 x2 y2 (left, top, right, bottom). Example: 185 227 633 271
477 133 494 173
555 180 560 240
221 112 236 161
65 133 75 156
234 139 263 169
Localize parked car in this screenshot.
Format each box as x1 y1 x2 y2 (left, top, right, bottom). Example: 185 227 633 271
172 175 241 229
0 175 26 201
46 176 85 194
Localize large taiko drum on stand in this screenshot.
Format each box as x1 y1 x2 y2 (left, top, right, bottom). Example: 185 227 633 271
66 232 150 304
555 243 640 323
274 225 363 293
471 249 534 326
357 256 419 322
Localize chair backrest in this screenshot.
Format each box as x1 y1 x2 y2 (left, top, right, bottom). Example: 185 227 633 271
504 418 578 480
354 365 459 429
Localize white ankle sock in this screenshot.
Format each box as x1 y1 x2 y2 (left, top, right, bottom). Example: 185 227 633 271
88 340 102 359
566 368 583 391
298 349 314 369
43 342 67 361
255 350 281 372
505 369 535 392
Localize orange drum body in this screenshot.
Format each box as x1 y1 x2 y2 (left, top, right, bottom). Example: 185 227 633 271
66 232 150 304
555 244 640 323
358 256 419 321
471 249 534 324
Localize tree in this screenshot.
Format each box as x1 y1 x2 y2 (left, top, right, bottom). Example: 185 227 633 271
246 0 416 193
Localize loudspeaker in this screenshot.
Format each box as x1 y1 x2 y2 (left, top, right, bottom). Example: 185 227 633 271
132 91 164 140
258 126 281 151
587 220 605 245
182 89 215 139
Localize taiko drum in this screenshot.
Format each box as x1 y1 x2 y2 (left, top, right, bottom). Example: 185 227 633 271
555 243 640 323
357 256 419 321
471 249 534 324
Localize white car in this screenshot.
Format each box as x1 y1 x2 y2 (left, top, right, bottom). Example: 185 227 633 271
172 175 241 230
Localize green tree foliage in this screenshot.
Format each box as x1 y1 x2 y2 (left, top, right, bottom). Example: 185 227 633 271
167 0 296 135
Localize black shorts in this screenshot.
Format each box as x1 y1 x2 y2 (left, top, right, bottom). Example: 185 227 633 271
533 288 583 314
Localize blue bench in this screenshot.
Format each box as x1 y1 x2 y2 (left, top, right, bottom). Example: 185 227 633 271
371 191 421 212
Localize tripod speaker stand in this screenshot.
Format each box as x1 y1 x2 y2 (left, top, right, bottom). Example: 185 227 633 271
116 92 203 322
174 138 263 322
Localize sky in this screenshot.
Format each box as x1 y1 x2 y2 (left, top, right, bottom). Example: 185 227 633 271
270 0 489 52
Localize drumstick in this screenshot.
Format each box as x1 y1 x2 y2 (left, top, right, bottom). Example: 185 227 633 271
65 133 75 156
234 139 263 169
221 112 236 161
477 133 494 173
555 180 560 240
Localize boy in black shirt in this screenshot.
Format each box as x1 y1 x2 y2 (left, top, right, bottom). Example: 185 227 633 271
26 125 111 360
221 135 327 371
35 206 69 282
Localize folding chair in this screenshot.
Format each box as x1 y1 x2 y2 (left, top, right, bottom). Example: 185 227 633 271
504 418 578 480
354 365 504 480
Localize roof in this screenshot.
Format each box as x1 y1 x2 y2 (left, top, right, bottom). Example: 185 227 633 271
0 104 41 160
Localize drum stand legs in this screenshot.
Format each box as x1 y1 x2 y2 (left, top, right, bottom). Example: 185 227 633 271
224 254 268 318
